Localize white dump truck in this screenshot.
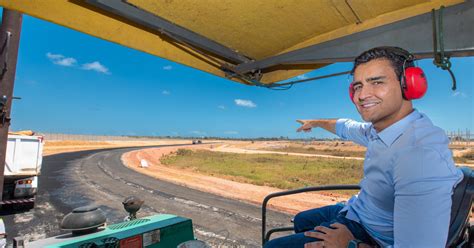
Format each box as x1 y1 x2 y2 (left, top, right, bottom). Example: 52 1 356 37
1 132 44 208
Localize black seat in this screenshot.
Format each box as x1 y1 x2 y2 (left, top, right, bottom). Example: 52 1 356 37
262 167 474 247
446 166 473 247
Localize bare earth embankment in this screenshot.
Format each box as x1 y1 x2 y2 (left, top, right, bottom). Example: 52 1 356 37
121 144 350 215
43 139 193 155
44 139 473 216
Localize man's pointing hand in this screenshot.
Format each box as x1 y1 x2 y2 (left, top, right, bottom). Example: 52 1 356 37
297 120 314 132
296 119 338 134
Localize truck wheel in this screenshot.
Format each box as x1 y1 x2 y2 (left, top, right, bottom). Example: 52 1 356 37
24 201 35 210
11 201 35 211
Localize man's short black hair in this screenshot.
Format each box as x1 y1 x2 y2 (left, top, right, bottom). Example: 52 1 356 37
351 46 415 82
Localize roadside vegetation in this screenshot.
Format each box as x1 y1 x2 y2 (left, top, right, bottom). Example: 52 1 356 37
160 149 363 190
454 149 474 164
264 144 473 165
265 145 366 158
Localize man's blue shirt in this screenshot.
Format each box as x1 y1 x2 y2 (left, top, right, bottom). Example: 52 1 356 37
335 110 463 247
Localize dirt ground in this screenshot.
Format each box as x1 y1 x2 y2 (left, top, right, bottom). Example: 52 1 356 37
43 139 201 155
45 139 344 214
44 139 473 216
121 144 349 215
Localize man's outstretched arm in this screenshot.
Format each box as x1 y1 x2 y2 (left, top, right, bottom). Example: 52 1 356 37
296 119 337 134
297 118 371 147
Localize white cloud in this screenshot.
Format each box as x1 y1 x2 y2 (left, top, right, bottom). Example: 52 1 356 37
46 53 63 60
224 131 238 135
163 65 173 70
81 61 110 74
46 52 77 67
46 53 111 75
452 91 468 98
218 105 225 110
297 74 308 80
190 131 206 135
56 58 77 66
235 99 256 108
162 90 171 95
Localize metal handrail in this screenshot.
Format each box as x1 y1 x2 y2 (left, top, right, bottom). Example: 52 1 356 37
261 184 360 246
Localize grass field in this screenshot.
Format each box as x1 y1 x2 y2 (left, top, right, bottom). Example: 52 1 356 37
266 146 367 158
160 149 363 190
265 144 473 164
454 149 474 164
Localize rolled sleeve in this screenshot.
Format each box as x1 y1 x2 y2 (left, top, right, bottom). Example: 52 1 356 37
335 118 371 147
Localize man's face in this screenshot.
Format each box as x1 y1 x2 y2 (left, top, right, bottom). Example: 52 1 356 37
352 58 411 130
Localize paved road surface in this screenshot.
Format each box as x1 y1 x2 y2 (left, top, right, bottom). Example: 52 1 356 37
2 145 293 247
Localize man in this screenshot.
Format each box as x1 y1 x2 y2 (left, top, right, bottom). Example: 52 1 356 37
264 47 463 248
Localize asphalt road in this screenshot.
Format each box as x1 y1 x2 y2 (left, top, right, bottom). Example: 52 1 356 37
2 145 293 247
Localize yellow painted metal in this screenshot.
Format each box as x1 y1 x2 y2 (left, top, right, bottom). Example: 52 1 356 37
0 0 243 83
280 0 463 54
0 0 464 85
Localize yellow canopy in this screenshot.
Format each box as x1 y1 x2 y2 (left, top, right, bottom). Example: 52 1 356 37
0 0 465 85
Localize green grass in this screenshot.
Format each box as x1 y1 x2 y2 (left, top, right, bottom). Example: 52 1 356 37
266 146 367 158
268 146 474 165
161 149 363 190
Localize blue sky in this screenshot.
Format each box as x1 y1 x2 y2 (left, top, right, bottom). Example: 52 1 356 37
9 15 474 138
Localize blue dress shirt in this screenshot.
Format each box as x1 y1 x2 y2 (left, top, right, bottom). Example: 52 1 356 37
336 110 463 247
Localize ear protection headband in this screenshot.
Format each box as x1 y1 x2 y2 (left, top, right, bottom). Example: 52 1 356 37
349 47 427 103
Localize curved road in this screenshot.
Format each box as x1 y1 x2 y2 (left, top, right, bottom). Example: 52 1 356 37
3 145 293 247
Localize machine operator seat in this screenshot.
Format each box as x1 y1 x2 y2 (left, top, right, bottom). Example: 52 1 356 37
446 166 473 247
262 167 474 247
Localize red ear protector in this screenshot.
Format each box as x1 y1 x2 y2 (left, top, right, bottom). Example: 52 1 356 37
400 65 427 100
349 48 428 103
349 82 355 103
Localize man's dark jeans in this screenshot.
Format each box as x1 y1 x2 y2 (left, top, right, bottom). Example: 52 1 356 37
264 204 374 248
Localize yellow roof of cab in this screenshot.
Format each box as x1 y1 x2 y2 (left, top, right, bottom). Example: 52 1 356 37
0 0 464 85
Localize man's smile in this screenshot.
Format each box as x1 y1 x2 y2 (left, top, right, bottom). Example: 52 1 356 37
359 101 380 109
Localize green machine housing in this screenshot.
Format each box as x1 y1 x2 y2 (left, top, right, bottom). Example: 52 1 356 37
26 214 194 247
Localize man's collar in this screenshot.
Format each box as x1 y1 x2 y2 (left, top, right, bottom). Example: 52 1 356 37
375 109 421 147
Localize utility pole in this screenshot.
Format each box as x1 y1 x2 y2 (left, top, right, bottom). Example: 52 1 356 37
0 9 22 201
